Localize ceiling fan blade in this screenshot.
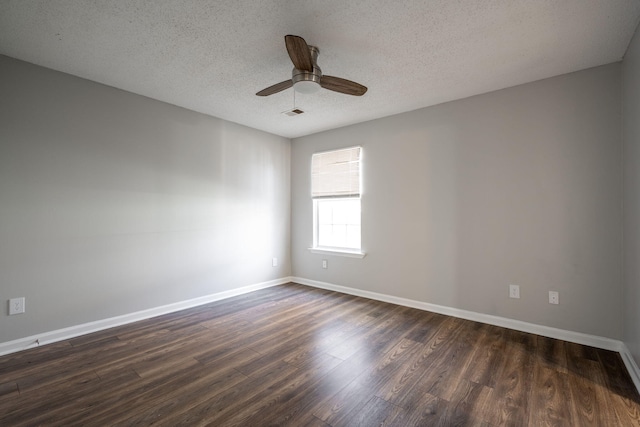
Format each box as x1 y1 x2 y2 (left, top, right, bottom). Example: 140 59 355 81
285 35 313 72
320 75 367 96
256 79 293 96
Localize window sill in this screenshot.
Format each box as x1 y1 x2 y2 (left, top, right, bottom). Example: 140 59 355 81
308 248 366 258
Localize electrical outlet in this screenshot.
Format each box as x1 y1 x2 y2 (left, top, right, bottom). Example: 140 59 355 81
322 259 328 269
9 297 25 315
509 284 520 299
549 291 559 305
272 257 278 267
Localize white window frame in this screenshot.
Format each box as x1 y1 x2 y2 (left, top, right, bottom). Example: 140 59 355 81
309 147 365 258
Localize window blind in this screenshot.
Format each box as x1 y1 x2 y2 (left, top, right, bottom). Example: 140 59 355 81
311 147 361 198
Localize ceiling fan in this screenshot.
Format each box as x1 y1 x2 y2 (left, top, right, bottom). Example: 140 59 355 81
256 35 367 97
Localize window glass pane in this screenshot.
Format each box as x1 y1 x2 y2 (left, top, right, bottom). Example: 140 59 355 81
346 202 361 224
318 202 333 226
319 225 333 244
332 203 348 225
316 198 360 250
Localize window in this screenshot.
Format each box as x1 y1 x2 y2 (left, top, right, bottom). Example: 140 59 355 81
311 147 364 256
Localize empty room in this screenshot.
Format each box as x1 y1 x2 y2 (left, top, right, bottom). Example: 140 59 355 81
2 1 640 425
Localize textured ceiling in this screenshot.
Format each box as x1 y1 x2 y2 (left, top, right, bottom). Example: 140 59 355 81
1 1 639 139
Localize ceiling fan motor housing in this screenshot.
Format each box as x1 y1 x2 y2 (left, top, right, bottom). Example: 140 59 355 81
292 46 321 93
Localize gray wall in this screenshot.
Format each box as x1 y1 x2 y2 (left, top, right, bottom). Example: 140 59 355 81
0 56 291 343
0 50 629 347
292 64 623 339
624 23 640 365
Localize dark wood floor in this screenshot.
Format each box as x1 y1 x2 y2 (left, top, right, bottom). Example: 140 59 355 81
1 283 639 426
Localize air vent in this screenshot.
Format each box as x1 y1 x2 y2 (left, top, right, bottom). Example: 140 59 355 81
281 108 304 116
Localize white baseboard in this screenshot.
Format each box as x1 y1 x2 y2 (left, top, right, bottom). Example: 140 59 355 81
291 277 640 393
620 343 640 394
3 275 639 396
293 277 640 394
294 276 640 394
292 276 622 351
0 277 291 357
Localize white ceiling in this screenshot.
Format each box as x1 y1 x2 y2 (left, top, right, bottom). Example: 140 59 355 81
1 1 639 139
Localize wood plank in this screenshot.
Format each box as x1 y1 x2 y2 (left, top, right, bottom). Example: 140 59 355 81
57 358 208 425
116 367 248 426
485 329 536 426
0 381 18 399
229 353 348 426
463 323 508 387
535 335 569 374
333 395 399 427
385 392 448 426
377 316 468 408
159 360 299 425
527 365 573 426
0 370 102 425
9 368 141 426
